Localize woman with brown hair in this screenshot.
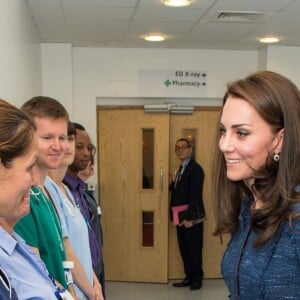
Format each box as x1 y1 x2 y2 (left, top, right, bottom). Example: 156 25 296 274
213 71 300 299
0 98 63 299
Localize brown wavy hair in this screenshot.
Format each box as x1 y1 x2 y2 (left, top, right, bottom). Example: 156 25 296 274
212 71 300 246
0 98 35 168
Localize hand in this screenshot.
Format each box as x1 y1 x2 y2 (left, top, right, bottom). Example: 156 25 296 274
78 161 95 181
92 274 104 300
180 220 194 228
68 285 79 300
86 290 95 300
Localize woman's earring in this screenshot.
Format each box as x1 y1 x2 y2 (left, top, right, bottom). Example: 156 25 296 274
273 153 280 162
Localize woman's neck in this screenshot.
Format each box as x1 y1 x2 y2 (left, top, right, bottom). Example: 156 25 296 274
252 197 264 209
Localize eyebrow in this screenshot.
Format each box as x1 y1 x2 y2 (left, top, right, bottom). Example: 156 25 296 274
232 124 252 128
220 122 253 128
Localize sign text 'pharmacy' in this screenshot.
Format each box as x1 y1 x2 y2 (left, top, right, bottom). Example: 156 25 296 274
138 69 207 97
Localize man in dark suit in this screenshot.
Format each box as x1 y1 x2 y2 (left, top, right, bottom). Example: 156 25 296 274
170 138 205 291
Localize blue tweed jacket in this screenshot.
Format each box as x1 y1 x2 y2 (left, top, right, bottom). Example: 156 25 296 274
222 196 300 299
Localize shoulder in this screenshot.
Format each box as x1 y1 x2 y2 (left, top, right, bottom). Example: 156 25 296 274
186 158 198 168
44 177 57 192
45 178 66 204
29 187 48 208
63 184 76 202
45 178 62 203
281 205 300 252
188 159 204 174
289 203 300 231
0 228 17 256
83 191 98 212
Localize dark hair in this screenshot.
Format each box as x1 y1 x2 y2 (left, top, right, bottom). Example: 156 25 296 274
21 96 69 122
73 122 85 131
68 121 76 136
213 71 300 246
0 98 35 168
176 138 192 148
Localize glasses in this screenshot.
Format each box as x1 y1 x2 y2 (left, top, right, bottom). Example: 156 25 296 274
175 146 190 152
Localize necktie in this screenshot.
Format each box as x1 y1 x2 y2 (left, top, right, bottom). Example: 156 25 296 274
174 165 183 188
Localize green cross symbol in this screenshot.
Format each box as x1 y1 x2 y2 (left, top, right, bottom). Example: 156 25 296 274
164 79 171 87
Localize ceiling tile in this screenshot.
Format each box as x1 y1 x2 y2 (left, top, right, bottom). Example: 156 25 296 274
26 0 300 49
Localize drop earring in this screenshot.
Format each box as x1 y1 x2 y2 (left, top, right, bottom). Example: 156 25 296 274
273 153 280 162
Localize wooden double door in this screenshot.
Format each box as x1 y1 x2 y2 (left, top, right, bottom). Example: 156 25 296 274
97 106 227 283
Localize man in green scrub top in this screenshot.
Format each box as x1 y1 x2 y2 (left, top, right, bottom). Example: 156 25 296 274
14 96 103 299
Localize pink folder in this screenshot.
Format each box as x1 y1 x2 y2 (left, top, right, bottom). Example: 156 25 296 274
171 204 188 225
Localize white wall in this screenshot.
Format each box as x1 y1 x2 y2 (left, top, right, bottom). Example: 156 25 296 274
264 46 300 87
41 43 74 116
72 47 258 133
41 43 300 188
41 46 259 186
1 1 300 189
257 46 268 71
0 0 41 107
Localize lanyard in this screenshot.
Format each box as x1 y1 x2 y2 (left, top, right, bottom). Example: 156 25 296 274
0 267 12 298
30 187 65 256
50 275 74 300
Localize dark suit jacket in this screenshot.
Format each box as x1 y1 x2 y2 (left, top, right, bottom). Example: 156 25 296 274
83 190 106 298
170 158 205 223
83 190 104 272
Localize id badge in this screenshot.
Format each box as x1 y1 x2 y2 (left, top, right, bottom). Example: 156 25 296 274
55 289 74 300
97 205 102 215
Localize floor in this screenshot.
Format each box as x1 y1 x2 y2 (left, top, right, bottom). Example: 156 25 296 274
106 279 229 300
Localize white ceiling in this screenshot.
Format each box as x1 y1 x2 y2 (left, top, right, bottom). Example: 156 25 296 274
26 0 300 50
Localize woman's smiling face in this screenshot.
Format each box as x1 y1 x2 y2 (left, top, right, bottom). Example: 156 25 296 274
219 95 283 185
0 144 37 231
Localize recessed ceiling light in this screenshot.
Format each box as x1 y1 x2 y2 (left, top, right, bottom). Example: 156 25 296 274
143 33 166 42
259 36 280 44
162 0 192 7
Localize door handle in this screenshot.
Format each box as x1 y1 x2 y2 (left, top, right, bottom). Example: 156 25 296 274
160 171 164 192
